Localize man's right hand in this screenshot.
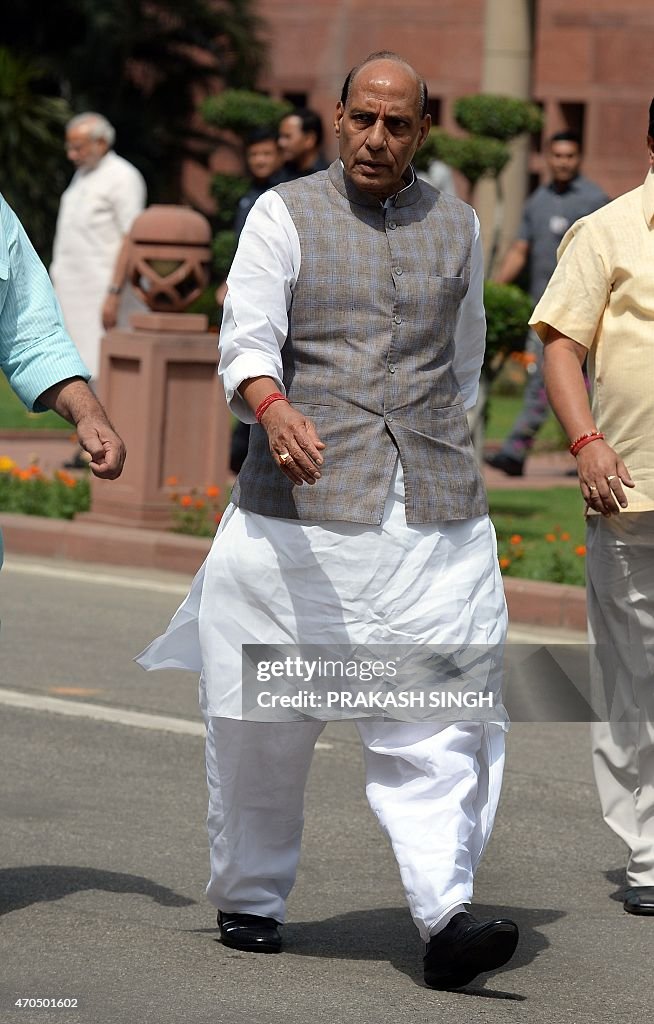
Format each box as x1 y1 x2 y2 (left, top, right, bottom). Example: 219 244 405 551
260 401 325 485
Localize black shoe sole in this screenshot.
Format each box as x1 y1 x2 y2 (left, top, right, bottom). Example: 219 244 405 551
424 922 519 990
220 934 282 954
623 903 654 916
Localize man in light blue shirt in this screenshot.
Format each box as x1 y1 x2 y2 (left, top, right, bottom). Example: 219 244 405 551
0 193 125 564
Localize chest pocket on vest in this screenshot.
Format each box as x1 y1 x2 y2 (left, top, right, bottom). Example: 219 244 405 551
426 274 467 326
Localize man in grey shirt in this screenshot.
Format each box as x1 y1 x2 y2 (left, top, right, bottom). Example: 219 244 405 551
485 132 608 476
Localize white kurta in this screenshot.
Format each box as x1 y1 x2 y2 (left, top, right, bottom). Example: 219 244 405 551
50 151 146 378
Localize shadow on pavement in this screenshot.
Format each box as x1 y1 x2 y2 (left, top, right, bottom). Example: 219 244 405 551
0 865 196 916
258 902 563 999
604 866 626 902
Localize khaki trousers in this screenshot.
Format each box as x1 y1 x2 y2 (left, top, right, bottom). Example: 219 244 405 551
587 512 654 886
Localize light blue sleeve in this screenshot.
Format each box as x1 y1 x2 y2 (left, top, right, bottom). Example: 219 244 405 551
0 194 91 412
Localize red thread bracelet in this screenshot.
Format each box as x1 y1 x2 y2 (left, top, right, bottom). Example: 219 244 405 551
569 429 602 452
569 430 602 453
255 392 287 422
569 430 601 453
570 432 605 457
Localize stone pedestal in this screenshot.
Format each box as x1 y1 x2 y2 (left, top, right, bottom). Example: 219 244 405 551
88 327 229 529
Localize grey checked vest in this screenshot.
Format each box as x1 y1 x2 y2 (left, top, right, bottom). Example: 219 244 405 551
231 160 487 524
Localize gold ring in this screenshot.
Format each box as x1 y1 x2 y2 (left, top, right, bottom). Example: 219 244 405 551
589 484 598 491
606 475 617 481
279 452 291 464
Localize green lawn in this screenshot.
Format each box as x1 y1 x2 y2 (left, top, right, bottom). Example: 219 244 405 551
485 394 567 450
489 487 587 586
0 372 70 430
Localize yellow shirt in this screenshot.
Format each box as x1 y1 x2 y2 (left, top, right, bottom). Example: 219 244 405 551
530 168 654 513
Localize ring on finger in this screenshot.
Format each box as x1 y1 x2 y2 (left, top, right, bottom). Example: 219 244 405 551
606 475 617 482
279 451 292 464
588 484 598 491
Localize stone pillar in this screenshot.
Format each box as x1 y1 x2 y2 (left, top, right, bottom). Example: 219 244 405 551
86 204 229 530
88 326 229 529
476 0 535 272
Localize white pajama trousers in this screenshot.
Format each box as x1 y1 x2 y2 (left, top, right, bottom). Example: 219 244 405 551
587 512 654 887
139 461 508 938
201 680 504 941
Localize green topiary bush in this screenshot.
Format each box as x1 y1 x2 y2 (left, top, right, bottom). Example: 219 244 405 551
483 280 533 365
453 95 543 142
415 128 510 185
212 230 238 280
201 90 291 134
210 173 251 229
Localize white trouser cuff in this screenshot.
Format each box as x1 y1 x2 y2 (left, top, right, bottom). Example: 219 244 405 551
425 902 469 941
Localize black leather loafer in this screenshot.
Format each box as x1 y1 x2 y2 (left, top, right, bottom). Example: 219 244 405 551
424 911 519 990
623 887 654 915
217 911 282 953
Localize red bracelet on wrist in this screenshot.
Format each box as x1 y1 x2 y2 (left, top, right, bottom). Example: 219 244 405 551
569 429 602 452
255 392 287 422
570 431 605 457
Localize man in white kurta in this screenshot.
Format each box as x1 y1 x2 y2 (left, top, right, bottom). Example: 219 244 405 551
139 53 518 990
50 112 146 381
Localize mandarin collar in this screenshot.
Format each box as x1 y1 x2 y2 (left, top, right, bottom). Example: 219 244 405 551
328 160 422 209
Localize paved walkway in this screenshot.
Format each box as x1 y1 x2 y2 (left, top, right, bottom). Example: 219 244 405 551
0 556 641 1024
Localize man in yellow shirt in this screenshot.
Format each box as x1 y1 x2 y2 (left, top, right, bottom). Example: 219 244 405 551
530 98 654 916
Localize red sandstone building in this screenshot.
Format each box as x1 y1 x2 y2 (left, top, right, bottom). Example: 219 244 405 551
255 0 654 201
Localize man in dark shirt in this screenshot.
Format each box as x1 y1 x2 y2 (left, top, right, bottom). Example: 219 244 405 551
278 108 329 177
485 132 608 476
230 129 289 472
233 128 288 239
231 115 328 473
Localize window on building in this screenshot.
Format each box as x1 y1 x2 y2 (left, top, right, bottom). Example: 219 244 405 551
529 101 544 153
426 97 442 125
559 102 586 146
283 92 308 108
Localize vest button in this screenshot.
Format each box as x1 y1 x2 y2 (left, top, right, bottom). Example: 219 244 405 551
388 364 396 373
393 315 402 324
387 221 397 230
394 266 403 276
386 414 394 422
